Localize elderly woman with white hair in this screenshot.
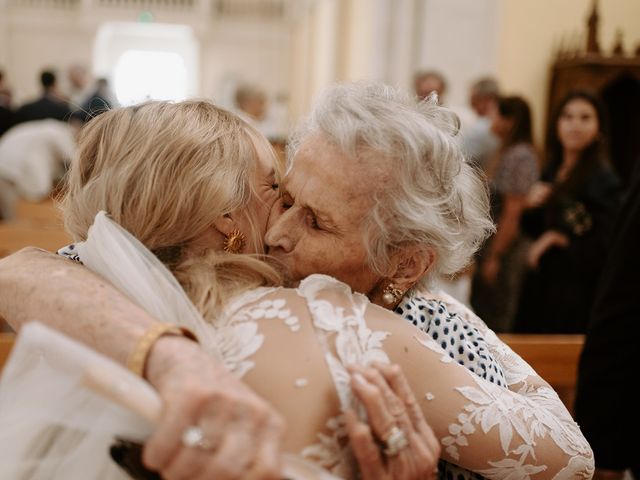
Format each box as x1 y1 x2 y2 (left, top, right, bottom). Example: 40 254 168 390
0 83 593 480
265 83 582 478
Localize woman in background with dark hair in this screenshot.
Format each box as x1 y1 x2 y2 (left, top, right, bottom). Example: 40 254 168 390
471 96 539 333
515 90 620 333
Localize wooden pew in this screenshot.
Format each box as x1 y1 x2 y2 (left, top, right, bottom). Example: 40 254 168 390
498 334 585 413
0 223 72 258
15 198 64 228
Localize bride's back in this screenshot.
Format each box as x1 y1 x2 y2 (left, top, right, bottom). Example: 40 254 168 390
182 270 594 480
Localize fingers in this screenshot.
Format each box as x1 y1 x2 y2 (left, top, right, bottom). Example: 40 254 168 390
194 428 255 480
245 413 285 480
374 363 440 453
345 409 386 480
143 390 196 472
144 365 285 480
349 363 441 480
354 364 414 440
349 367 399 442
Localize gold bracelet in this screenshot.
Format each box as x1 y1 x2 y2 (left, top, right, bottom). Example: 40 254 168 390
127 324 199 378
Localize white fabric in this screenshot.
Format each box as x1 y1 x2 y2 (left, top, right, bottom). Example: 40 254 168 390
75 212 222 362
0 322 153 479
0 119 75 201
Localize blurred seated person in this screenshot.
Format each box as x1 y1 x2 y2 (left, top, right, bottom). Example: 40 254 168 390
462 77 500 170
14 70 71 125
0 118 79 220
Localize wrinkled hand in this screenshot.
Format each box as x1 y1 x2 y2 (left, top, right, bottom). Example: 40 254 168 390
526 182 552 209
346 363 440 480
527 230 570 270
142 336 285 480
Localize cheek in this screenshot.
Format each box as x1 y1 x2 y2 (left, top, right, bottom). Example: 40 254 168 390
317 242 369 277
557 120 571 142
583 122 599 143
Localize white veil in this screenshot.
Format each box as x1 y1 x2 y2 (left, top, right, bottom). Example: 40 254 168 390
0 212 337 480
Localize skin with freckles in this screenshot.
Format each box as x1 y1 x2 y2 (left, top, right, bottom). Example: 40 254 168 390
266 136 413 306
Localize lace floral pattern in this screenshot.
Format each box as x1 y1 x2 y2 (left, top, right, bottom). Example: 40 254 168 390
419 290 594 479
213 276 594 479
296 275 390 476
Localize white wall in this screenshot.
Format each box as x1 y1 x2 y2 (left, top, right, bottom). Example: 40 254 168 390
0 2 291 109
415 0 501 108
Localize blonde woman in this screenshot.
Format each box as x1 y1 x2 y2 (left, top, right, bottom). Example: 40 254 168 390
1 89 593 479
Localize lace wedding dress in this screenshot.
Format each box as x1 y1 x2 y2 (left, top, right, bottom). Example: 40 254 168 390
0 212 594 479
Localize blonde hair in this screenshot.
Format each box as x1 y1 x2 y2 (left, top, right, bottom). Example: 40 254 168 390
63 100 281 315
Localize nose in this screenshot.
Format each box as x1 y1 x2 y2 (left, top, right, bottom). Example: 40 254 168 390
265 205 300 254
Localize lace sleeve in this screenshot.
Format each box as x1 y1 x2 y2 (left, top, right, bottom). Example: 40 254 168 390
257 276 594 479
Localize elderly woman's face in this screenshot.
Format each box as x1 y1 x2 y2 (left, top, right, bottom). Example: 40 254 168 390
265 136 383 295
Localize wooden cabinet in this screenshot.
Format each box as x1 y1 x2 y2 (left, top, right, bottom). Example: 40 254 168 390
547 55 640 184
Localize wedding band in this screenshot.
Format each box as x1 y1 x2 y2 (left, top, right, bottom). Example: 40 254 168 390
181 425 214 451
382 426 409 456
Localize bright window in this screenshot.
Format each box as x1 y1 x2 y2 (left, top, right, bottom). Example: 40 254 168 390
113 50 188 105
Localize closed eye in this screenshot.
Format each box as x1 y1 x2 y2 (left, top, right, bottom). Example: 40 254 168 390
280 193 293 209
307 212 320 229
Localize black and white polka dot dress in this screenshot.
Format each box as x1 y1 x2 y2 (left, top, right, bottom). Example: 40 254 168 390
395 294 508 479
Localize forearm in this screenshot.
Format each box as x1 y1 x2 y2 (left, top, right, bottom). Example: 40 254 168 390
0 247 156 367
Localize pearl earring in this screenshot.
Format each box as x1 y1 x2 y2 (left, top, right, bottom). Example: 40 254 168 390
382 284 403 305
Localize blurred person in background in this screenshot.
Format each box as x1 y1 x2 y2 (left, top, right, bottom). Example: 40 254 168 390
66 63 90 108
0 70 13 136
463 77 501 170
413 70 447 103
471 96 539 333
515 90 620 333
74 78 113 123
14 69 71 125
0 118 79 220
234 83 268 125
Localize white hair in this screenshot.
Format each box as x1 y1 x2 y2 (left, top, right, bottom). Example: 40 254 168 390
289 82 495 288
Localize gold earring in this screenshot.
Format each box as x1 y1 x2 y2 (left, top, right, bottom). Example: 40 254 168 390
223 229 246 254
382 284 403 305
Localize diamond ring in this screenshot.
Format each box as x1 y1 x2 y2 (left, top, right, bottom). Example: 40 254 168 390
181 425 214 451
382 426 409 456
